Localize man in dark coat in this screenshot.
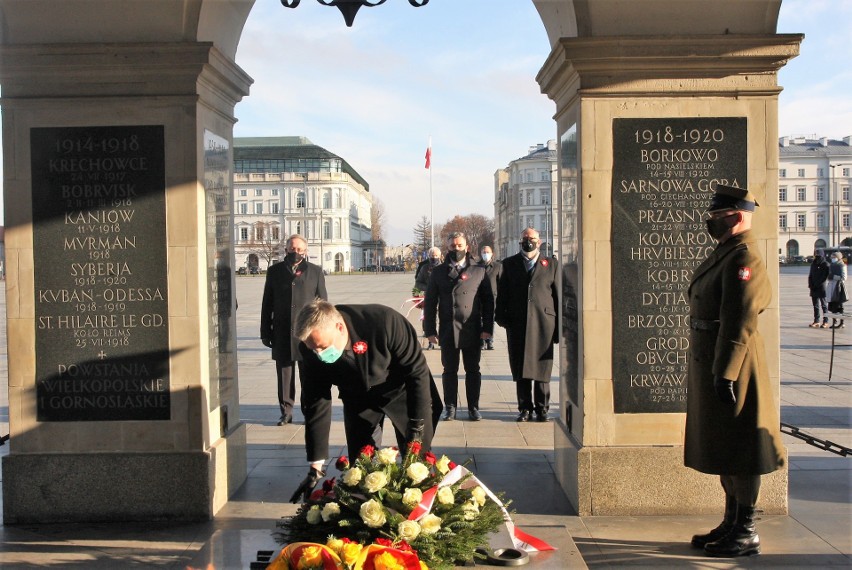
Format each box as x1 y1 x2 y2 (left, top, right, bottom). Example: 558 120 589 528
807 249 831 328
495 227 559 422
414 247 443 350
423 232 494 421
288 300 443 502
685 185 785 558
477 245 502 350
260 234 327 425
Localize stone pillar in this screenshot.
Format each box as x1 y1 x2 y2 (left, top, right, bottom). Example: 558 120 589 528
1 0 253 522
533 0 802 515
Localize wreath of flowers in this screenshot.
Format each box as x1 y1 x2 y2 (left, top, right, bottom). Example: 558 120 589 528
276 442 507 570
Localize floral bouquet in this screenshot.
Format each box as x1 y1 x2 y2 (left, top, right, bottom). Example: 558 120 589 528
276 442 507 569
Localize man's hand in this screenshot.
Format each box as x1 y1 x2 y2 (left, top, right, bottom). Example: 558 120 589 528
261 337 273 348
714 377 736 404
290 466 325 504
405 418 425 443
480 332 492 340
427 336 439 345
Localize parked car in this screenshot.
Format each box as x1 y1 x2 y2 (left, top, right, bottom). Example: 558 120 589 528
237 267 248 275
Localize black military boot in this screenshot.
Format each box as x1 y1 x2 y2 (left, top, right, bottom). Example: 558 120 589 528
691 494 736 548
704 504 760 557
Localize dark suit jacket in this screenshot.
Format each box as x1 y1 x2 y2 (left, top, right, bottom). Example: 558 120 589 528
260 259 327 362
478 258 503 301
496 252 560 382
298 304 442 462
422 256 494 349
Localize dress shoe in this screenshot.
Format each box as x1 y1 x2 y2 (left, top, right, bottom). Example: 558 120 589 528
441 408 457 421
468 408 482 421
516 410 531 422
277 413 293 426
534 412 550 422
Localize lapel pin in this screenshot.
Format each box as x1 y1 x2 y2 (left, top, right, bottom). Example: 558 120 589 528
353 341 368 354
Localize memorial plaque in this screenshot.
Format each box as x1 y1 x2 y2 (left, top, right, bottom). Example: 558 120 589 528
611 118 747 413
32 125 170 421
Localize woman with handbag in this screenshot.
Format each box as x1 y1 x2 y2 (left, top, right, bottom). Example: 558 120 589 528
826 251 847 329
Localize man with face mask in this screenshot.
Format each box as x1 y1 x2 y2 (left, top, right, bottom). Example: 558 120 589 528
260 234 328 426
495 228 560 422
684 184 784 558
288 299 443 503
423 232 494 421
477 245 502 350
414 247 443 350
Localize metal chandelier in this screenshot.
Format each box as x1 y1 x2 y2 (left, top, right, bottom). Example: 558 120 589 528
280 0 429 28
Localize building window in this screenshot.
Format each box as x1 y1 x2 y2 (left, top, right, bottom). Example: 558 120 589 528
323 192 331 209
843 168 850 177
254 202 263 214
272 188 279 196
843 186 850 201
239 202 248 214
526 172 533 182
527 190 533 205
816 213 826 228
255 189 263 196
843 213 851 228
540 171 549 182
797 168 805 177
272 226 280 241
817 168 824 178
778 214 787 229
817 186 825 201
323 220 331 240
541 190 551 205
256 225 265 240
271 202 279 214
336 191 343 208
796 187 806 201
779 187 787 202
239 227 248 241
779 169 786 178
797 214 806 229
335 220 341 239
295 222 301 234
239 189 247 197
296 191 306 209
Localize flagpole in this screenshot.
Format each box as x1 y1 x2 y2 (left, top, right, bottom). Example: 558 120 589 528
425 136 434 248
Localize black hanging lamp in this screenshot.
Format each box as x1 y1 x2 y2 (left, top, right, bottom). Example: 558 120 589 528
280 0 429 28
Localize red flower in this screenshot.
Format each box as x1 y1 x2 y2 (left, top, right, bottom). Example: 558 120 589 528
395 540 414 553
309 489 324 501
449 461 458 470
375 538 394 548
322 477 336 493
336 456 350 470
423 451 436 465
407 441 422 455
360 445 376 458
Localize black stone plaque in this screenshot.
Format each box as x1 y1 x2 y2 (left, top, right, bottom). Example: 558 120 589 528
611 118 747 413
32 125 170 421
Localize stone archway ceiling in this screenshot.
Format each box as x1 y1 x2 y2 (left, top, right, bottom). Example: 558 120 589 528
279 0 429 28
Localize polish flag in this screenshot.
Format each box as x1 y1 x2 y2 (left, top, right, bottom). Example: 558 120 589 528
424 139 432 169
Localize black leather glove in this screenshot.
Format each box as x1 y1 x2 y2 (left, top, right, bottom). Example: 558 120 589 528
405 418 425 443
290 466 325 504
261 337 273 348
714 377 736 405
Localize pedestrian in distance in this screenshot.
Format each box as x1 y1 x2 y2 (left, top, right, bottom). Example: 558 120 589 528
495 227 559 423
807 249 831 328
477 245 502 350
826 251 847 329
414 246 443 350
423 232 494 421
684 184 785 558
288 299 443 503
260 234 327 426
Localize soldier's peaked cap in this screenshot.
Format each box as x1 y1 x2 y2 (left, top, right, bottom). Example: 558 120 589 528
708 184 759 212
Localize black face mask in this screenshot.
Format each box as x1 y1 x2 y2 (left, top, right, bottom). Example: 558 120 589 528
814 256 824 264
705 218 731 240
520 239 537 253
453 250 466 262
286 251 304 265
429 257 441 267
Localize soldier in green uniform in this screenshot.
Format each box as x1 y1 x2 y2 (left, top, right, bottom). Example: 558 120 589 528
684 184 785 558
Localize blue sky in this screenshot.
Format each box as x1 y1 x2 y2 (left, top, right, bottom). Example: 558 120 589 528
2 1 850 244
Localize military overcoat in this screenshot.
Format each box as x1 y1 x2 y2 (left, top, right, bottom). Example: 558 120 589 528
684 231 785 475
495 252 560 382
260 259 327 362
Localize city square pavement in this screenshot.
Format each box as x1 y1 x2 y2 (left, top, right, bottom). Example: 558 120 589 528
0 267 848 568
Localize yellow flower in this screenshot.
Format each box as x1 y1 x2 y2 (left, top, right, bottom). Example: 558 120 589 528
372 551 406 570
406 462 429 484
419 513 442 535
359 498 387 528
471 485 487 507
340 542 363 566
363 471 389 493
397 519 421 542
376 447 399 465
342 467 363 487
321 502 341 522
295 545 324 569
326 537 344 552
402 487 423 508
435 455 451 475
461 498 479 520
436 486 454 505
306 505 322 525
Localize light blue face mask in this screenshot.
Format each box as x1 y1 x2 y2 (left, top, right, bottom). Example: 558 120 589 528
316 343 343 364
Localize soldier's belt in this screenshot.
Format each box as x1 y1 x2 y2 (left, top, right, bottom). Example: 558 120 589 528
690 318 720 331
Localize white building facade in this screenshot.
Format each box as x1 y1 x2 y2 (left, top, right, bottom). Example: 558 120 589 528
494 140 560 259
778 135 852 258
232 137 374 273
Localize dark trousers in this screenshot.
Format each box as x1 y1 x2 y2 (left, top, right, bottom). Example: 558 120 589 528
720 474 761 507
276 360 296 417
811 295 828 323
440 345 482 410
516 378 550 414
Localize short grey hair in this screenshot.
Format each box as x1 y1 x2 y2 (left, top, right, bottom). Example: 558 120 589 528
428 247 442 257
295 298 341 341
446 231 466 241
